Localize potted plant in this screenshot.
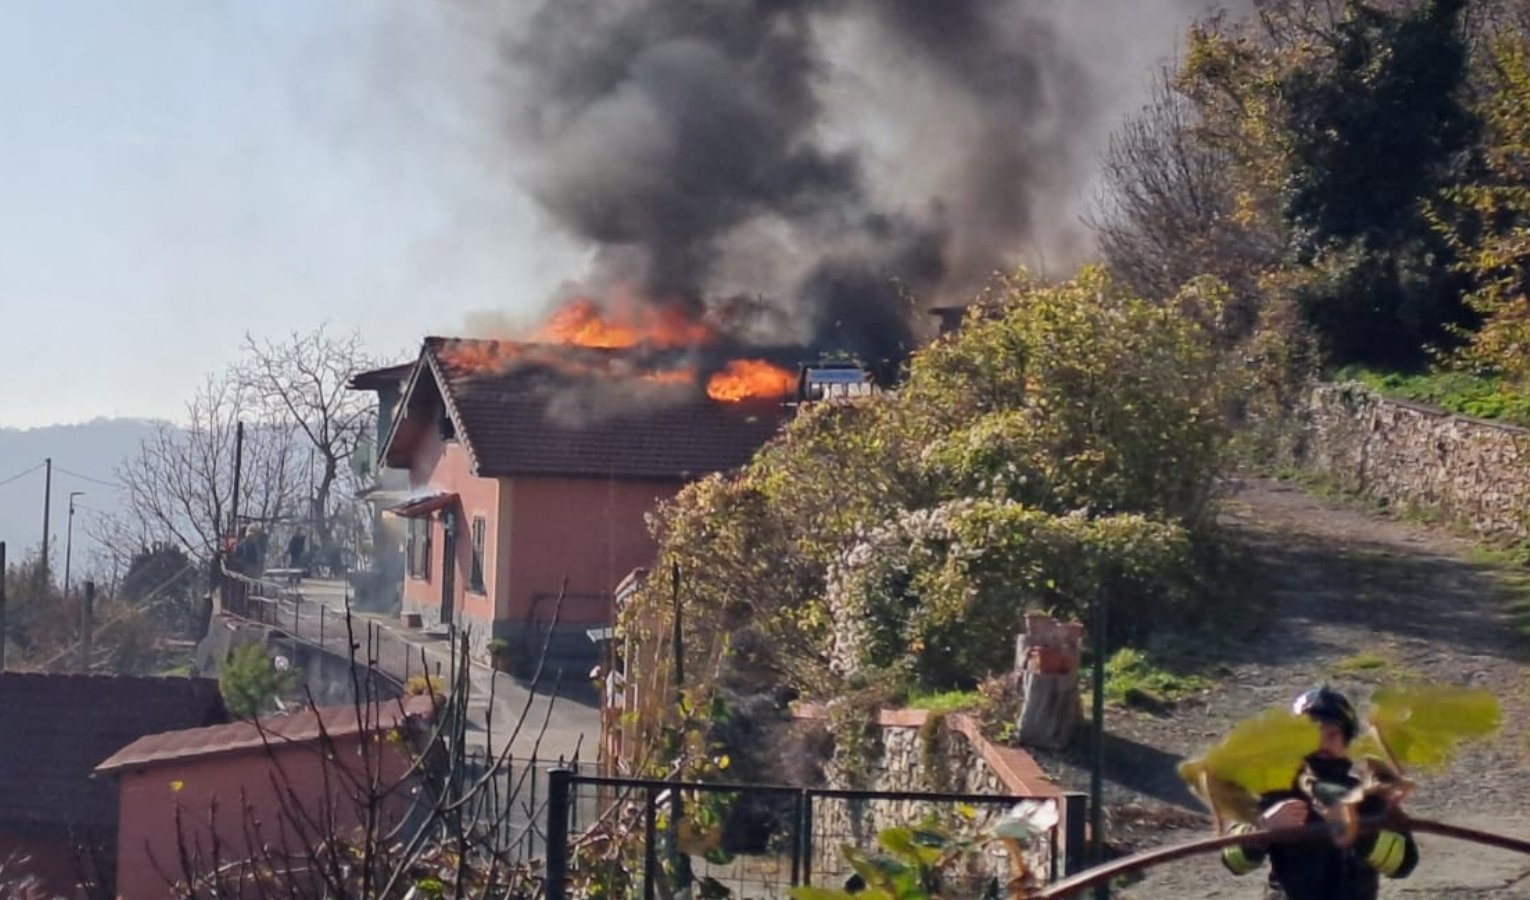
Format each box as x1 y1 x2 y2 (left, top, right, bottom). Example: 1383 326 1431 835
486 638 512 673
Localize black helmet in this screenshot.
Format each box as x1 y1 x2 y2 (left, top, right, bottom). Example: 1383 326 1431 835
1292 686 1358 742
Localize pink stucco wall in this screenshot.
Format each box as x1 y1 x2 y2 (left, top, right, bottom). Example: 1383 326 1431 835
504 477 679 628
112 736 410 900
403 431 500 632
403 423 679 644
0 834 92 900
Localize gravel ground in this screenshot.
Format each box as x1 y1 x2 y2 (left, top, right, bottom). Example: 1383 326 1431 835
1033 476 1530 898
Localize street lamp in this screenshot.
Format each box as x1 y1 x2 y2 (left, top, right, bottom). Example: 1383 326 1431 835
64 491 84 598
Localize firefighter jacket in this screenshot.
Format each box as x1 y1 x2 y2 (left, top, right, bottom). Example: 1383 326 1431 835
1219 754 1418 900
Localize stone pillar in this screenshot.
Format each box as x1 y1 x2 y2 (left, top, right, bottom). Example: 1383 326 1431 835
1015 615 1083 750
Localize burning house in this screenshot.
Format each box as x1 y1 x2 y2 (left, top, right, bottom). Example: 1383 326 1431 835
360 303 824 674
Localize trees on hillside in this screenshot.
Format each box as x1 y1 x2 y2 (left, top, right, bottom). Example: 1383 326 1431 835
1104 0 1478 371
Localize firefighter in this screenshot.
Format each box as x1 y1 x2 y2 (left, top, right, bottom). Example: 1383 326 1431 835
1220 686 1419 899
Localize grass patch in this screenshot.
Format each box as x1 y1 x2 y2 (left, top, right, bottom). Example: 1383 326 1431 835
904 687 984 713
156 663 192 678
1330 649 1411 683
1104 648 1210 712
1333 365 1530 428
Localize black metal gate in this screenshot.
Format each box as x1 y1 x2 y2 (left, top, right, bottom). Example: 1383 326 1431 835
545 771 1086 899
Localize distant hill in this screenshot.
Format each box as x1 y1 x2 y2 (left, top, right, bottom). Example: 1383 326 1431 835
0 419 163 575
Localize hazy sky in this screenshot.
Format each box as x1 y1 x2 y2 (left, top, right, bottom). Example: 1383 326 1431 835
0 1 580 429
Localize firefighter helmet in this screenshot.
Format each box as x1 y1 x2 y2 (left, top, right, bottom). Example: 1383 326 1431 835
1292 685 1359 743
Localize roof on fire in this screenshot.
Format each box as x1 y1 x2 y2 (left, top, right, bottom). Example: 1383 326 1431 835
382 337 790 481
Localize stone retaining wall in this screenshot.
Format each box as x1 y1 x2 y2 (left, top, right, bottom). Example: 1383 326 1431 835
793 706 1070 885
1286 383 1530 540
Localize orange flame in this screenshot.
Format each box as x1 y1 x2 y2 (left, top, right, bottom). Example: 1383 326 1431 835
536 299 713 349
706 359 796 403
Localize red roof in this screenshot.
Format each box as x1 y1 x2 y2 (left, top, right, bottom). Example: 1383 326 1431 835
96 696 437 774
389 338 790 481
0 673 226 836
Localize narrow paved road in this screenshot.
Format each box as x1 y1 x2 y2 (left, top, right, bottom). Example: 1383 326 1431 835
251 578 599 764
1040 477 1530 897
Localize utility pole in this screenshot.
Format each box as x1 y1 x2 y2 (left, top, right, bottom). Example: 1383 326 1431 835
40 458 52 583
80 580 94 673
64 491 84 599
230 422 245 539
1091 586 1110 900
0 542 7 671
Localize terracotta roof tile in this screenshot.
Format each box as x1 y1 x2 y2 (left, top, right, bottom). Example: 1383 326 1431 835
420 338 791 480
96 696 437 774
0 673 226 836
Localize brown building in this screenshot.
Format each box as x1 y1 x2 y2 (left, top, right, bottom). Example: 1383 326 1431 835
96 698 433 900
358 337 790 675
0 673 226 899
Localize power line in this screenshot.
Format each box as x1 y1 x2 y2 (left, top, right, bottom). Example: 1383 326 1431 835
54 466 123 490
0 462 45 490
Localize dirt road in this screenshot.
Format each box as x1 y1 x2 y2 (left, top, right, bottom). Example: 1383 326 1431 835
1037 476 1530 897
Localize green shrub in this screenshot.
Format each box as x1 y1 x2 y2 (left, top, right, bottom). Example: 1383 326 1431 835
219 642 299 718
829 499 1195 689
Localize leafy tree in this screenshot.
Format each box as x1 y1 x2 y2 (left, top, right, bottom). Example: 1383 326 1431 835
1280 0 1475 367
119 543 197 606
1176 0 1476 369
219 642 299 718
627 268 1237 705
1437 34 1530 389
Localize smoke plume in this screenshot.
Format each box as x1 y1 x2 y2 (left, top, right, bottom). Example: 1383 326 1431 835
464 0 1237 364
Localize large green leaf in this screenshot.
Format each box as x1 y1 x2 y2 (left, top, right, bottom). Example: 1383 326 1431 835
1190 707 1319 796
1367 684 1501 771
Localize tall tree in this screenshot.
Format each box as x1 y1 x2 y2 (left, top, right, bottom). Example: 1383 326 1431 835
1177 0 1476 369
1093 70 1280 339
238 326 378 559
94 371 305 567
1279 0 1476 366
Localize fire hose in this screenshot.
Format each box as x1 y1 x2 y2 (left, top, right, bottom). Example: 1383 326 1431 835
1032 814 1530 899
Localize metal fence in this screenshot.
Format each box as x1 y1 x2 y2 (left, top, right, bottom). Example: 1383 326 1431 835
545 772 1086 900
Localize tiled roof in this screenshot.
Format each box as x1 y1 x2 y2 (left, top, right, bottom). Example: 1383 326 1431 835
96 696 437 774
0 673 226 836
419 338 791 480
347 362 414 391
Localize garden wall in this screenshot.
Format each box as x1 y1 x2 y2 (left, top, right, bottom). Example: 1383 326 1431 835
1283 383 1530 540
792 706 1074 886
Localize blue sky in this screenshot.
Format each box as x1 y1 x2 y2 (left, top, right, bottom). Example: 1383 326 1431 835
0 1 579 428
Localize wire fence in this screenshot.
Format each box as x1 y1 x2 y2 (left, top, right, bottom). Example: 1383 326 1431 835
545 772 1086 900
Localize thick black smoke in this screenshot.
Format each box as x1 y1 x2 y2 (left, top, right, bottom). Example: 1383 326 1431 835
489 0 1235 365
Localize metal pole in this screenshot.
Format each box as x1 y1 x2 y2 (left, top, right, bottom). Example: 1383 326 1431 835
80 581 95 673
40 458 51 585
0 542 8 671
229 422 244 540
64 492 83 599
1091 588 1109 900
544 768 572 900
